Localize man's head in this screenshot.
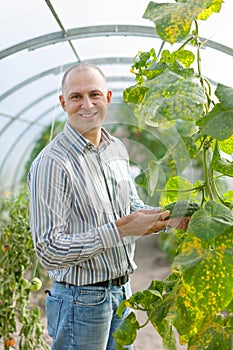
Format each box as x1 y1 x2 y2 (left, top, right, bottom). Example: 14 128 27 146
59 63 112 139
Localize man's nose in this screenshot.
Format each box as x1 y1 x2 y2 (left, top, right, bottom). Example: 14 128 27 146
81 95 93 108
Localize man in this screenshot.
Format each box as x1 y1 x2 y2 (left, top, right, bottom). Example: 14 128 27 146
28 63 171 350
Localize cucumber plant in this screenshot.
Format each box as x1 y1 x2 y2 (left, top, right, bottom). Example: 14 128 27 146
114 1 233 349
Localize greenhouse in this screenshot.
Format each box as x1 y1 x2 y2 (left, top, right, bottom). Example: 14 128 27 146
0 0 233 349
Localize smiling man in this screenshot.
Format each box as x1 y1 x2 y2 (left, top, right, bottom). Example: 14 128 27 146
59 64 112 147
28 62 171 350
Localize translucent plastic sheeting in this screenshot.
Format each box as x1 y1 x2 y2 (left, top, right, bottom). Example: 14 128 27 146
1 0 233 192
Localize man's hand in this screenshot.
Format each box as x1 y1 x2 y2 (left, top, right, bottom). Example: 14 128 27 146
116 208 170 238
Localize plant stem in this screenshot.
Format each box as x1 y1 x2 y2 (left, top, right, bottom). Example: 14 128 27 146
157 40 165 58
203 148 214 200
156 185 204 193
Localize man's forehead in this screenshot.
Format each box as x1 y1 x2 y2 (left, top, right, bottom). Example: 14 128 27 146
64 68 107 94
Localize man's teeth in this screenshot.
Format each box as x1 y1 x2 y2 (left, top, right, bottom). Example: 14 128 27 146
81 113 95 117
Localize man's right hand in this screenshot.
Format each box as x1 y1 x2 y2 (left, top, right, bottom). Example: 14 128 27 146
115 208 170 238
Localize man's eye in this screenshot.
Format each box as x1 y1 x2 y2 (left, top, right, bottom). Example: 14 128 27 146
71 95 80 99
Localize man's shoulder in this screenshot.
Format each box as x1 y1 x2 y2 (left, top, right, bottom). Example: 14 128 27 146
30 132 67 167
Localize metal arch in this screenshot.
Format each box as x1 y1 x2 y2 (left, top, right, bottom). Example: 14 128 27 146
10 113 66 192
0 91 57 137
1 25 233 60
0 105 63 181
0 57 135 102
0 25 158 59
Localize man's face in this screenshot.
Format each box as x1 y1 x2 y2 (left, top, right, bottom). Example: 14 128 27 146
59 68 112 135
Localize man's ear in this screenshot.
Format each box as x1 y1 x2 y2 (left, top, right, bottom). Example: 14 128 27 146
107 90 113 104
59 95 66 111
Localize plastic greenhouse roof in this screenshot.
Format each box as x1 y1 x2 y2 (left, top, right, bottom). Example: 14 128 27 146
1 0 233 192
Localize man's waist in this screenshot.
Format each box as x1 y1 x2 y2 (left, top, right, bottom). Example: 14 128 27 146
59 274 129 288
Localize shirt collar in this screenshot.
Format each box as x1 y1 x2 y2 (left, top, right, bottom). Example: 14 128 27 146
63 122 114 153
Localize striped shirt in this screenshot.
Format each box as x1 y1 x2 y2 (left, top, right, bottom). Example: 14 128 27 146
28 122 149 286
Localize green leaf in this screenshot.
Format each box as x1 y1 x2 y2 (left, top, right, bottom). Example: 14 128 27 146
143 1 215 44
135 170 148 191
172 296 194 337
174 228 233 324
218 135 233 155
149 299 177 350
199 103 233 141
211 143 233 177
136 71 205 127
123 85 148 105
188 200 233 241
222 191 233 208
197 0 223 20
182 136 198 158
215 83 233 109
188 317 233 350
172 246 203 273
138 49 195 81
113 312 140 347
148 160 160 196
161 49 195 68
159 176 194 206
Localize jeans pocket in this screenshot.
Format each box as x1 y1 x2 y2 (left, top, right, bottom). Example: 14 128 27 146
46 294 63 339
75 287 107 306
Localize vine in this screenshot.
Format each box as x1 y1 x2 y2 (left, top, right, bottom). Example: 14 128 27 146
113 1 233 349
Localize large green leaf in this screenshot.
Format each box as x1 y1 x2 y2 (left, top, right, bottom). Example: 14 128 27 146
188 200 233 241
173 228 233 319
135 70 205 127
211 143 233 177
143 0 217 44
199 104 233 140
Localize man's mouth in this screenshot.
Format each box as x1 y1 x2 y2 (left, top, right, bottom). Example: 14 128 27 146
79 111 98 119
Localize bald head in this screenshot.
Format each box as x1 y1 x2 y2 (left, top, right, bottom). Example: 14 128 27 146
61 63 107 94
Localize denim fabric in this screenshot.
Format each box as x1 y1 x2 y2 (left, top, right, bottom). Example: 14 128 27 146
46 281 133 350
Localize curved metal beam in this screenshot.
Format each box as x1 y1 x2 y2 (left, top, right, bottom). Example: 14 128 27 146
0 106 62 181
1 25 232 60
0 57 135 101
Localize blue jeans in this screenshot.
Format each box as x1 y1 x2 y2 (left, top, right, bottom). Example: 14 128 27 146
46 280 133 350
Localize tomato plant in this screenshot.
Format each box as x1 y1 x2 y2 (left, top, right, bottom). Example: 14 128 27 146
0 191 49 350
114 1 233 349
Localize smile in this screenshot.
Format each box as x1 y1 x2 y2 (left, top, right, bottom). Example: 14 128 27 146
79 111 98 119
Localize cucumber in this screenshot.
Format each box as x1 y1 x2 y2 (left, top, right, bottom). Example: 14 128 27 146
162 200 200 218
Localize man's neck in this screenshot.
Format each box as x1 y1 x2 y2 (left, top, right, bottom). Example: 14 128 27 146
83 127 102 148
